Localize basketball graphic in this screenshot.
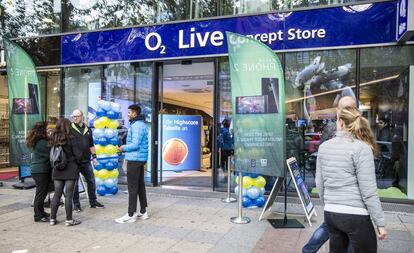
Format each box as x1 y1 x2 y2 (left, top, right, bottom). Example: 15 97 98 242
162 138 189 166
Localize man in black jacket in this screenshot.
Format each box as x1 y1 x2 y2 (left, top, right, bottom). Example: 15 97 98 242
71 109 104 211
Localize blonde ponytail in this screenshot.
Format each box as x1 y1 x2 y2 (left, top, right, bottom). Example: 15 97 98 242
338 106 378 155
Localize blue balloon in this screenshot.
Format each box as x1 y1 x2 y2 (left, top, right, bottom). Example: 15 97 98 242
106 110 117 119
108 186 118 195
104 178 116 188
97 137 108 146
253 196 266 207
234 185 247 196
104 129 116 139
250 173 259 179
105 161 116 171
97 186 107 196
96 108 107 117
247 186 261 199
94 163 104 171
109 137 119 145
93 129 105 139
242 196 252 208
260 187 265 196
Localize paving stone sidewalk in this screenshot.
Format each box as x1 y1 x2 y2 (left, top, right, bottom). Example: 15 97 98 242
0 182 413 253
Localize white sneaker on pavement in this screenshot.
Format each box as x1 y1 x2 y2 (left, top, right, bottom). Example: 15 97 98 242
115 213 137 224
138 212 149 220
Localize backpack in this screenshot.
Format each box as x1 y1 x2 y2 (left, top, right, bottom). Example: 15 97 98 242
50 145 67 171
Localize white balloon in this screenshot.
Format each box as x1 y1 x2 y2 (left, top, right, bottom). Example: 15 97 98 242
234 185 247 196
97 100 106 109
104 178 115 188
111 102 121 112
260 187 265 196
93 128 105 139
104 128 116 138
101 101 111 111
95 178 103 186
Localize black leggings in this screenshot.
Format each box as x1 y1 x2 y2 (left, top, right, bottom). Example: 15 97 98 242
51 179 76 221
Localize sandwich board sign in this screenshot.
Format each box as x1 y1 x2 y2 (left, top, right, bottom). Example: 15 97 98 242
286 157 316 226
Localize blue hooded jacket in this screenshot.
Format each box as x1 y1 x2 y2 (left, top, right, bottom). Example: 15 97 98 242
122 116 149 162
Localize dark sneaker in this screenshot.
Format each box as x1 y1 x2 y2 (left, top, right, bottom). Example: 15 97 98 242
74 205 82 213
65 219 81 226
49 219 57 226
43 212 50 218
90 201 104 209
35 217 49 222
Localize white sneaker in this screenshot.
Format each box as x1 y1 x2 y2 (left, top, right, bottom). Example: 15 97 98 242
115 213 137 224
137 212 149 220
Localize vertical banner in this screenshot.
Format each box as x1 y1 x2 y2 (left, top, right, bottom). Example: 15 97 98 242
161 115 201 171
3 38 43 166
226 32 285 177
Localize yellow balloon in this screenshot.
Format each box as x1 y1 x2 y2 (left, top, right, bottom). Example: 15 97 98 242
108 120 119 129
94 118 105 129
252 176 266 189
242 176 253 189
104 144 117 155
95 145 104 155
97 169 110 180
93 169 98 176
100 117 111 128
110 169 119 179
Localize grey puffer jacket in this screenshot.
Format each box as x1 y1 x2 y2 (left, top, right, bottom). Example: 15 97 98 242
316 131 386 227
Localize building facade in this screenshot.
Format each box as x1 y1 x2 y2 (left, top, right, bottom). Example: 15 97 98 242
1 0 414 202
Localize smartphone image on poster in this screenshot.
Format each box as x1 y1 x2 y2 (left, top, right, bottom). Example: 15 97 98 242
236 95 268 114
12 98 34 114
261 78 279 113
28 83 40 114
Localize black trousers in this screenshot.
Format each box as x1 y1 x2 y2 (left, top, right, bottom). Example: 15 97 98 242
221 149 233 171
127 161 147 214
325 211 377 253
73 162 97 206
51 179 76 220
32 173 51 220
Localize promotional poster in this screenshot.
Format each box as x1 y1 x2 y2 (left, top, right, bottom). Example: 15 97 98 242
227 32 285 177
161 115 201 171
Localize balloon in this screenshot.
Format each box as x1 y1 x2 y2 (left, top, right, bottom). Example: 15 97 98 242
94 162 104 171
111 102 121 112
107 186 118 195
234 185 247 196
253 196 266 207
97 137 107 146
106 110 117 119
104 178 116 188
93 118 105 129
108 120 119 129
260 187 265 196
95 177 103 186
247 186 261 199
235 176 253 188
252 176 266 189
95 145 104 155
96 108 107 117
109 137 119 145
104 128 116 139
109 169 119 179
250 173 259 179
97 185 107 196
105 161 116 171
100 117 111 128
97 100 106 109
96 169 110 180
101 101 111 111
93 128 105 139
93 138 99 145
242 196 252 208
104 144 117 156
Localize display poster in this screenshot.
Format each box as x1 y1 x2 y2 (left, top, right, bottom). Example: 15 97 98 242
287 157 315 226
161 115 201 171
3 38 43 166
227 32 285 177
19 165 31 179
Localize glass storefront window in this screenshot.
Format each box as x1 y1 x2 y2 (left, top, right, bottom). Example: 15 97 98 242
39 70 61 120
0 0 61 45
284 49 356 193
0 74 9 166
359 45 414 200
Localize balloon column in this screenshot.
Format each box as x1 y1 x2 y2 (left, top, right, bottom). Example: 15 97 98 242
92 100 121 196
234 174 266 208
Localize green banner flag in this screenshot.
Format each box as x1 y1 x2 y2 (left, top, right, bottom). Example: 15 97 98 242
226 32 285 177
3 38 43 166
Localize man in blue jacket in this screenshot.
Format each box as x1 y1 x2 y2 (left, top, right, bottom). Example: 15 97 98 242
115 104 149 224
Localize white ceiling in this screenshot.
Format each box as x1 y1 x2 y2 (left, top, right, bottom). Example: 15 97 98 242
163 62 214 116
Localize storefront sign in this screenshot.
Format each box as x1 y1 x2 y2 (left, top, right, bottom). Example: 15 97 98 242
396 0 414 42
62 2 396 65
227 32 285 177
161 115 201 172
3 38 43 166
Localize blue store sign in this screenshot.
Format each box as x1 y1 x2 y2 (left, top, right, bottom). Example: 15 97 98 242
62 2 396 65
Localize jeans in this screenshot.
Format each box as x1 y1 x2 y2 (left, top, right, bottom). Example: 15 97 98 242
325 211 376 253
303 222 353 253
51 179 76 220
32 173 51 220
73 162 97 206
127 161 147 214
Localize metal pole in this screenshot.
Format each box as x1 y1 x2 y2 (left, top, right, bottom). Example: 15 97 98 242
222 155 236 203
231 171 250 224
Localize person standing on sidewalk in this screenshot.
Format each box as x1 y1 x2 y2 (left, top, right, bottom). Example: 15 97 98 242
302 96 356 253
316 106 387 252
115 104 149 224
71 109 104 212
49 118 81 226
27 121 52 222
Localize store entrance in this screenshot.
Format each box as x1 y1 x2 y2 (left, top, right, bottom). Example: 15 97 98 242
158 61 215 189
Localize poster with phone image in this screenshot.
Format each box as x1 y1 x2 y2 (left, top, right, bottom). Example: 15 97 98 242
261 78 279 113
236 96 267 114
27 83 40 114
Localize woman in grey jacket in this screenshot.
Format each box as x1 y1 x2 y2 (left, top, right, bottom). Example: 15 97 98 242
316 106 387 253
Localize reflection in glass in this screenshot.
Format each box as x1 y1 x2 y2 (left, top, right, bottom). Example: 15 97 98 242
14 36 61 67
39 70 61 119
359 45 414 199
